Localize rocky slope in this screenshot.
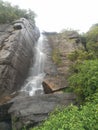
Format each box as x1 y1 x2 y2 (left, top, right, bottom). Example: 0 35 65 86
0 18 40 99
0 26 82 130
8 93 76 130
43 31 83 92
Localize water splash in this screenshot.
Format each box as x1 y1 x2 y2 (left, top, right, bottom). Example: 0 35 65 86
21 35 46 96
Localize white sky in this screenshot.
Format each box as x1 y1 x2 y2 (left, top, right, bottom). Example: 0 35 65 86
3 0 98 33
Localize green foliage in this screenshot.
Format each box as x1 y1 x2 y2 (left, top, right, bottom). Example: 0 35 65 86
68 60 98 101
68 50 95 62
22 126 27 130
30 24 98 130
84 24 98 57
86 24 98 43
63 87 73 93
31 93 98 130
22 25 98 130
0 0 36 23
80 35 86 46
67 24 98 101
85 92 98 104
22 9 36 23
52 48 62 65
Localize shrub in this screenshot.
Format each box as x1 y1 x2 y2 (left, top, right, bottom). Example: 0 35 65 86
68 50 96 62
68 60 98 101
31 94 98 130
85 24 98 57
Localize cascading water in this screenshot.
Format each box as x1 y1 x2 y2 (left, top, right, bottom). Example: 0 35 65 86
21 35 46 96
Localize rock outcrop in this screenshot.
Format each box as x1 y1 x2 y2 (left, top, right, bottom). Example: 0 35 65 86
8 93 76 130
0 18 40 99
43 32 83 92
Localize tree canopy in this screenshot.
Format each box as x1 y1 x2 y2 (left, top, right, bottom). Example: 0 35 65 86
85 24 98 55
0 0 36 23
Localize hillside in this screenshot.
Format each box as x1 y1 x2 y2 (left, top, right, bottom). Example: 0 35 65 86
31 27 98 130
0 1 98 129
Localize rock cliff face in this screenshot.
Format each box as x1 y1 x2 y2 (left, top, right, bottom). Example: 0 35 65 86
0 29 79 130
8 93 76 130
0 18 40 99
43 32 83 92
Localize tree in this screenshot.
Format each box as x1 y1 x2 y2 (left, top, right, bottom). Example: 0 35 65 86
0 0 36 23
85 24 98 56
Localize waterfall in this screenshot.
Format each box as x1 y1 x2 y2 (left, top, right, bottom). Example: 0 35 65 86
21 35 46 96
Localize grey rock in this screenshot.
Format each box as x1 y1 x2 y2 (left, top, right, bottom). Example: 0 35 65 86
42 33 83 92
0 122 11 130
0 18 40 98
8 93 76 129
0 102 12 121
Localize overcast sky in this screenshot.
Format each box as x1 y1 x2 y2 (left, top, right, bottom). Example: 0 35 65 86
3 0 98 33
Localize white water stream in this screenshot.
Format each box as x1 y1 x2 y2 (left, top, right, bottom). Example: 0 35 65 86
21 35 46 96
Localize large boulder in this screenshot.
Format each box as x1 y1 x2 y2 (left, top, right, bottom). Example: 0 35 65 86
0 18 40 99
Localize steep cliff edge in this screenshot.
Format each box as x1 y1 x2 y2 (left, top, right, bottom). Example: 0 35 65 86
0 18 40 99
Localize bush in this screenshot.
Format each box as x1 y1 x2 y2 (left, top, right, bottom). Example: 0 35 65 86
68 60 98 101
68 50 96 62
31 94 98 130
85 24 98 57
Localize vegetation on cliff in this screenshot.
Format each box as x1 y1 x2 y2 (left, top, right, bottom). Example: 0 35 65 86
29 24 98 130
31 93 98 130
0 0 36 23
1 0 97 127
68 24 98 101
69 60 98 101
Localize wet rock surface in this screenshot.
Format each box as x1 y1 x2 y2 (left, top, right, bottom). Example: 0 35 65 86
0 92 76 130
0 102 13 130
0 18 40 99
8 93 76 129
0 122 11 130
